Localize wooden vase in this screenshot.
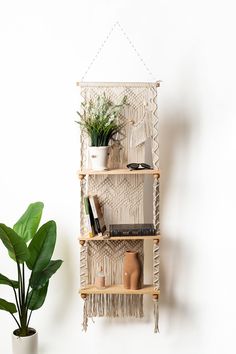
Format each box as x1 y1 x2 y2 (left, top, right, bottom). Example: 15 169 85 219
123 251 141 290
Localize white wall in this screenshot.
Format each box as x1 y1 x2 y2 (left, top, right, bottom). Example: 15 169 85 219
1 0 236 353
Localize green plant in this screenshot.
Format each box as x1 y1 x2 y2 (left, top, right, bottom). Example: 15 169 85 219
76 93 128 146
0 202 63 336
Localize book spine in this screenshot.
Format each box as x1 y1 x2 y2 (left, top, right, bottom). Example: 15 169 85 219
84 197 94 238
94 195 106 234
140 227 156 236
89 196 98 218
89 196 101 235
110 228 155 236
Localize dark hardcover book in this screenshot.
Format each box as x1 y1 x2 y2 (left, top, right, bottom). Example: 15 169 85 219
109 223 156 236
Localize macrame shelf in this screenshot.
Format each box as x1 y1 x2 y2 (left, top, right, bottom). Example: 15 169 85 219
77 81 160 332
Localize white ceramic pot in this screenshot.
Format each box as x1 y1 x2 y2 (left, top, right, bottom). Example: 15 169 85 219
89 146 110 170
12 328 38 354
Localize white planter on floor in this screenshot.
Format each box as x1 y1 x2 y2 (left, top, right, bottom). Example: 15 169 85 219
89 146 110 170
12 328 38 354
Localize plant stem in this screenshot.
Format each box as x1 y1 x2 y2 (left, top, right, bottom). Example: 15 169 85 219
12 286 21 316
10 313 21 330
22 264 25 301
17 262 22 308
25 281 31 304
17 261 28 334
26 310 33 328
26 287 35 328
16 262 22 326
25 281 33 329
21 263 27 327
26 288 34 307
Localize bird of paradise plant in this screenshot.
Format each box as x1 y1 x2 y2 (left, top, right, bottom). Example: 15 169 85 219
0 202 62 337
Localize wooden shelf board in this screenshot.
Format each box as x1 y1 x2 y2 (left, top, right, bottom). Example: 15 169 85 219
79 284 159 295
79 235 160 241
78 168 160 177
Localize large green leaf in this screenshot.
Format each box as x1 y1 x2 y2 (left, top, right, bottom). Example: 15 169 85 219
26 220 56 272
0 298 17 313
0 273 19 288
0 224 29 263
30 260 63 289
28 281 49 310
13 202 44 243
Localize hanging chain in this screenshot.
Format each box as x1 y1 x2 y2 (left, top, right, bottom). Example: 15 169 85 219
80 22 118 82
80 21 156 82
116 22 156 81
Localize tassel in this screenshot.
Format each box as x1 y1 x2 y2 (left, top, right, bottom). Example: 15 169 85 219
153 297 159 333
82 296 88 332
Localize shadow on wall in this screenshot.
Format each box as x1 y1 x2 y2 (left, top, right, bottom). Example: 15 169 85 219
160 100 200 330
144 106 195 330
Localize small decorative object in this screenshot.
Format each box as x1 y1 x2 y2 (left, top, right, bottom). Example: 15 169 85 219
76 93 128 170
129 100 152 148
108 140 125 169
123 251 141 290
95 266 105 289
127 162 153 170
0 202 63 354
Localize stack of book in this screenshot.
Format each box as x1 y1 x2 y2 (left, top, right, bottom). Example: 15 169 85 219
84 195 106 237
109 223 156 237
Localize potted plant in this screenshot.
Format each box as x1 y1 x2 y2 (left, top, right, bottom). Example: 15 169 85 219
0 202 63 354
76 93 128 170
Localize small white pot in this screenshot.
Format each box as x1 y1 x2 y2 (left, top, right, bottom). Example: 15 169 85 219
89 146 110 171
12 328 38 354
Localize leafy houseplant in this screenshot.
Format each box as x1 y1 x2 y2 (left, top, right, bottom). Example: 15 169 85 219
0 202 62 353
76 93 128 170
76 93 128 146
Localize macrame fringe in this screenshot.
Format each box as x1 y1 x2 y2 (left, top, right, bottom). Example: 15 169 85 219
82 297 88 332
86 294 143 318
153 299 159 333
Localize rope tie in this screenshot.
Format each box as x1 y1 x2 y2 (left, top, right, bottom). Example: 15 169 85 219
153 297 159 333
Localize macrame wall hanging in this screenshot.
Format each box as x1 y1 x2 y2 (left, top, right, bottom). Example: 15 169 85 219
77 22 160 333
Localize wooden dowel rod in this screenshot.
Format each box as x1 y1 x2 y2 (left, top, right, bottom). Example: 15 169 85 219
76 81 161 88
